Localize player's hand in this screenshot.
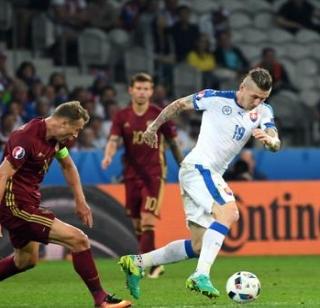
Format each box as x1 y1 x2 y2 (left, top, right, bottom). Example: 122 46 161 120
101 155 112 169
252 128 274 147
143 126 158 148
0 224 2 238
75 200 93 228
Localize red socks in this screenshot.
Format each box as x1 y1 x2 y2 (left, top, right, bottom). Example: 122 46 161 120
0 250 107 306
0 256 26 281
72 249 106 305
140 228 155 253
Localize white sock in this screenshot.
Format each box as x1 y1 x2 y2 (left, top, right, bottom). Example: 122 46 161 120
133 240 196 269
195 222 229 276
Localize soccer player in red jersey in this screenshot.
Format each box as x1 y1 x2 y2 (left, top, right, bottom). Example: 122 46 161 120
0 101 131 308
101 73 183 278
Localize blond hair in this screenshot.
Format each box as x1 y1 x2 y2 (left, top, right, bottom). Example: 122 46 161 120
53 101 89 124
245 68 272 91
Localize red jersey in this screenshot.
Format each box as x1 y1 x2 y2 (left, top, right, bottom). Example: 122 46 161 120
1 118 70 206
110 104 177 180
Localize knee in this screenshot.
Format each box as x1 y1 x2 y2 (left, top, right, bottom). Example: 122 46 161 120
223 208 239 226
71 229 90 251
215 203 239 226
229 207 240 224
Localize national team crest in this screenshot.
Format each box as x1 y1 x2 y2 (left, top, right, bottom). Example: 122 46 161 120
12 146 25 159
222 105 232 115
249 112 258 122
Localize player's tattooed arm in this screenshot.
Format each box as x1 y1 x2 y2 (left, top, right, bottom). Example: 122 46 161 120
166 137 184 164
252 128 281 152
101 135 121 169
151 95 194 131
143 95 194 148
265 128 281 152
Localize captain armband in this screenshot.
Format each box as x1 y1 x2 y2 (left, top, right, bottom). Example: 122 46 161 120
55 147 69 159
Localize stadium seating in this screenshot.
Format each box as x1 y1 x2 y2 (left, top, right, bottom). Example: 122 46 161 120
0 0 12 32
296 29 320 44
78 28 111 73
31 13 55 56
296 58 318 77
230 12 252 29
267 28 295 44
173 63 202 98
240 28 268 44
247 0 274 14
253 12 275 30
310 42 320 60
300 89 319 108
284 43 311 61
237 43 261 64
124 46 154 82
189 0 219 15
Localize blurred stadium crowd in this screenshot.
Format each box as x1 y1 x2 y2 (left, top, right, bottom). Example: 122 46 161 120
0 0 320 152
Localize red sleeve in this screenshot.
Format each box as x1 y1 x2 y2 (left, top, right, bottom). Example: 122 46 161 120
110 111 123 136
61 138 76 149
5 133 33 170
159 120 177 139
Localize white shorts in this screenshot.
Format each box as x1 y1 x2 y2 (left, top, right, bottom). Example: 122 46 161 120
178 163 235 228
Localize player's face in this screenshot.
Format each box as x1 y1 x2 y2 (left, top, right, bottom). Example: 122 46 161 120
56 118 86 142
129 81 153 106
239 82 271 111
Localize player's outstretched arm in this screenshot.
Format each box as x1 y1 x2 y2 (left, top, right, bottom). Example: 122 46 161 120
0 159 17 203
252 128 281 152
58 155 93 228
0 159 17 237
101 135 120 169
143 95 194 148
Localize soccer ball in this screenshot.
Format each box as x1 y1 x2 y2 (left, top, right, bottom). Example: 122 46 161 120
226 271 261 303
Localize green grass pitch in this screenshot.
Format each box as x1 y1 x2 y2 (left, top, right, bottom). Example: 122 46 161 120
0 256 319 307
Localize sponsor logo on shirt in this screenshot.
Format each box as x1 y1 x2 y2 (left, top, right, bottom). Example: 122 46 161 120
12 146 25 160
222 105 232 115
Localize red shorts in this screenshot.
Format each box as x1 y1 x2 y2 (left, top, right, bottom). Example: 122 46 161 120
124 177 164 219
0 202 55 249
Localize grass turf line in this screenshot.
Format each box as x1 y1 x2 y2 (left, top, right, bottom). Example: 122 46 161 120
0 256 319 307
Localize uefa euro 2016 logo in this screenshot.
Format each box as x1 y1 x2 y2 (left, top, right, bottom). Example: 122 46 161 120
12 146 25 160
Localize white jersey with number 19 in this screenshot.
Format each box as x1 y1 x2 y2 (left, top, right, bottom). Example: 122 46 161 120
182 89 276 175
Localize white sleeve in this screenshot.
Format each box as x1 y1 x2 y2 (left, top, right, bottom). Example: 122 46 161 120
192 89 218 111
260 103 277 130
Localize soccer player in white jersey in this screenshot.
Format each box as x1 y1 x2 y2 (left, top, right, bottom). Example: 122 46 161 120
119 68 280 300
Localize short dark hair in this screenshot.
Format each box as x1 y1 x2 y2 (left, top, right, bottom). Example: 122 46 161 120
130 72 153 87
248 67 272 91
53 101 89 124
